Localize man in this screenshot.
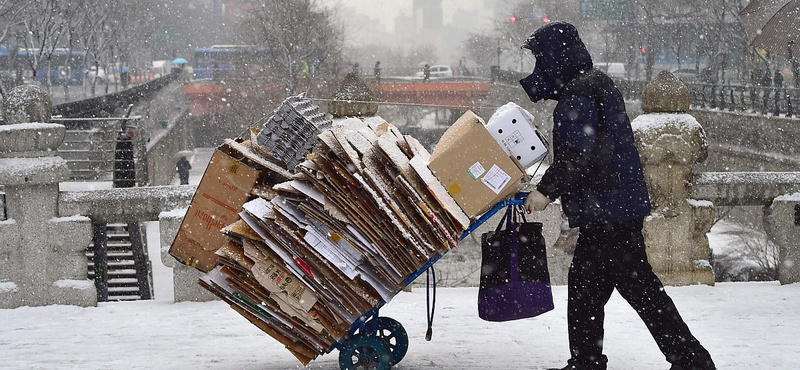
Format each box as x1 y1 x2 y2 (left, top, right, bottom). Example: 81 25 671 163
519 22 715 370
176 156 191 185
374 61 382 84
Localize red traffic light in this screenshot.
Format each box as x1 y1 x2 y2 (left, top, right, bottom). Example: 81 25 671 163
641 47 646 53
543 17 550 23
510 15 517 23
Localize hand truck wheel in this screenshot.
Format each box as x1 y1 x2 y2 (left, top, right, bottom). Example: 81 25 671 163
352 316 409 366
338 334 391 370
372 317 408 365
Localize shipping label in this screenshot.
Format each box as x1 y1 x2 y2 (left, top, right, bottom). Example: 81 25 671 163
481 164 512 194
467 161 486 180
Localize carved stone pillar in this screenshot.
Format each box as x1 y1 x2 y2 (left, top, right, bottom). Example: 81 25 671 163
0 85 95 308
632 70 715 286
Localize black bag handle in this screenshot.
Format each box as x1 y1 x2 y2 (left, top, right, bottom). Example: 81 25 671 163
494 205 513 234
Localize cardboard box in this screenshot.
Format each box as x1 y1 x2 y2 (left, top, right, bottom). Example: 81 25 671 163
169 144 261 272
485 103 548 168
428 111 527 218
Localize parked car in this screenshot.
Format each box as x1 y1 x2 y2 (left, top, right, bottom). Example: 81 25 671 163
87 65 117 83
414 64 453 78
670 68 700 84
597 62 626 79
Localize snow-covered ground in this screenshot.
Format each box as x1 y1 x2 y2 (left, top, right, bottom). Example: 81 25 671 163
5 148 796 370
1 281 797 370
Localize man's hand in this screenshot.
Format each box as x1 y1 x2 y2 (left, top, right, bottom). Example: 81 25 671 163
524 189 552 212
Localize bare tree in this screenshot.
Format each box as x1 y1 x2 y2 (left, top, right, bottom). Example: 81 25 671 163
462 33 496 76
712 226 778 282
15 0 69 91
0 0 29 97
79 0 116 95
56 0 93 102
242 0 345 95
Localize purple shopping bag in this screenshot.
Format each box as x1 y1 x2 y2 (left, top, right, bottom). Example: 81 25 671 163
478 205 554 322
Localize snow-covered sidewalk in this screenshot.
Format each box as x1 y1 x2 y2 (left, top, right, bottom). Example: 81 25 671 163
1 281 798 370
26 147 799 369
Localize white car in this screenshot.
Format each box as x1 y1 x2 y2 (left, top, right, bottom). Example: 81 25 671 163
670 68 700 84
414 65 454 78
87 65 117 83
597 62 626 79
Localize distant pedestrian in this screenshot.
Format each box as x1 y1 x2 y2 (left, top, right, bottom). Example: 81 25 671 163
374 61 382 84
761 69 772 87
774 69 783 88
790 41 800 87
120 67 131 88
793 61 800 87
423 64 430 82
176 156 191 185
113 131 136 188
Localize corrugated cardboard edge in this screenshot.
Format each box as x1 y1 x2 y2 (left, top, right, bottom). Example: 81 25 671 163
408 156 470 230
223 138 293 179
168 144 261 272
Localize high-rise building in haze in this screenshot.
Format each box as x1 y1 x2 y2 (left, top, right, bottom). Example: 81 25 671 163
413 0 443 31
394 0 508 67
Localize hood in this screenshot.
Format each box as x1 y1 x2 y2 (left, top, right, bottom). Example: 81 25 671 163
519 22 593 102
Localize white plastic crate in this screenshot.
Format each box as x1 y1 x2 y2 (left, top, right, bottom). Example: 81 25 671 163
486 103 548 168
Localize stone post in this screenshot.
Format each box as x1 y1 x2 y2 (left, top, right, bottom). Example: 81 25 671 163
764 194 800 284
631 70 715 286
327 72 379 118
0 85 96 308
159 209 217 302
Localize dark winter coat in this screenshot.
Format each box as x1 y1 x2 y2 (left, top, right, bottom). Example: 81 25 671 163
177 157 191 184
114 132 136 188
519 22 651 228
774 70 784 88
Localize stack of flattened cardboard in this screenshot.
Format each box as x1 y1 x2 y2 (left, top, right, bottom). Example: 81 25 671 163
170 96 534 365
176 116 472 365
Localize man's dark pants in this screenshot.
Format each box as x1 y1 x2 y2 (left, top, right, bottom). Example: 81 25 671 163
568 217 712 368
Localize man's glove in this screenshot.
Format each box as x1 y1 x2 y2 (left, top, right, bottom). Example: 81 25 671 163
524 189 552 212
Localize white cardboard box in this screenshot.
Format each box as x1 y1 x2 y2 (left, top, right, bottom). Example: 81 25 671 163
486 103 548 168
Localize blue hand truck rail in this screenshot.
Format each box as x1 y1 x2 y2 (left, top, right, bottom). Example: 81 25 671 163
328 191 529 353
460 192 528 240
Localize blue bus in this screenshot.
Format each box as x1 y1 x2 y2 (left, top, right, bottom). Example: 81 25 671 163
192 45 267 80
18 48 86 85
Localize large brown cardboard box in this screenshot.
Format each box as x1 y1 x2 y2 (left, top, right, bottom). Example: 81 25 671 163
169 144 261 272
428 111 526 218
